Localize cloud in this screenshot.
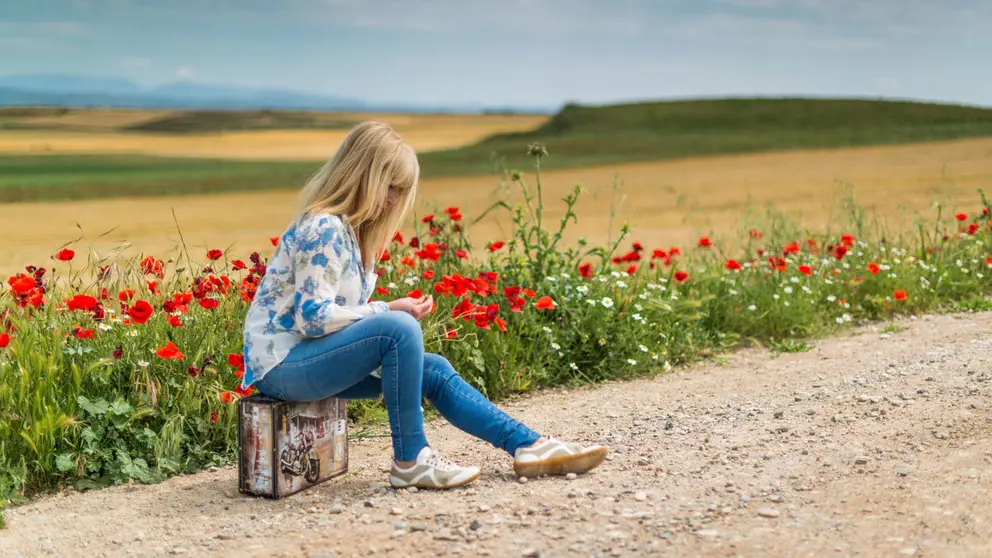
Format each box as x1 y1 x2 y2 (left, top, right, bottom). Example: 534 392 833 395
123 57 150 70
317 0 645 35
175 66 195 80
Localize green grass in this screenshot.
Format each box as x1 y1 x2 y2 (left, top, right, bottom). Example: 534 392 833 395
419 98 992 176
0 155 317 202
123 110 358 133
3 97 992 202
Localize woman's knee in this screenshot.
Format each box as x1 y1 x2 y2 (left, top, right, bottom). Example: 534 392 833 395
422 353 457 393
379 310 423 345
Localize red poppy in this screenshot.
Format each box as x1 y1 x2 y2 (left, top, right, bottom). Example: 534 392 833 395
445 329 457 339
147 281 159 295
140 256 165 278
673 270 689 283
698 237 712 248
833 245 848 260
119 289 135 301
783 241 800 255
207 249 223 260
421 214 435 223
968 223 980 235
455 249 468 259
219 391 235 403
380 250 392 262
534 296 556 310
893 289 908 301
626 265 638 274
494 317 507 332
798 265 813 276
156 341 185 360
488 241 505 252
0 333 9 348
66 294 98 312
376 286 389 295
8 273 36 296
422 270 435 280
55 248 75 262
168 315 182 328
768 256 787 273
128 300 154 324
523 288 536 298
407 289 423 299
840 234 855 247
725 259 741 271
210 412 219 423
651 249 666 259
232 259 247 270
867 262 880 275
578 262 594 279
72 326 95 339
392 231 404 243
749 229 763 239
270 237 279 246
955 213 968 221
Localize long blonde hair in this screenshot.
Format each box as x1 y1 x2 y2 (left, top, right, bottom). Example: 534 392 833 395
297 121 419 266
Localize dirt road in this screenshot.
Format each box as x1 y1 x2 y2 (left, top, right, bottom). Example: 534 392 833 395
2 312 991 558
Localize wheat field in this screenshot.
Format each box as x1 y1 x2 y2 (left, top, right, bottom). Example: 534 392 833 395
3 136 990 276
0 111 547 160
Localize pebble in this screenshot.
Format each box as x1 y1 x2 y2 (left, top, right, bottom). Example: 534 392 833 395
329 504 344 514
757 508 781 518
518 476 529 484
363 500 375 508
407 487 419 494
695 529 720 537
899 548 918 556
470 519 482 531
522 549 541 557
410 523 429 532
854 457 869 465
566 473 577 481
633 491 648 502
390 507 403 516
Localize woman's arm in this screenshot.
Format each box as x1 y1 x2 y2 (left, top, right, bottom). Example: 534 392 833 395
291 214 389 337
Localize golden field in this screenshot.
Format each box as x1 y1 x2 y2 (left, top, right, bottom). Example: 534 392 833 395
2 136 990 276
0 110 548 160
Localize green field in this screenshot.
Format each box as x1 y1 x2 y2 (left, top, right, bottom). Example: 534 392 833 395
423 98 992 176
2 97 992 203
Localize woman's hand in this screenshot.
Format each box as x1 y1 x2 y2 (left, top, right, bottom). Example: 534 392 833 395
388 295 434 321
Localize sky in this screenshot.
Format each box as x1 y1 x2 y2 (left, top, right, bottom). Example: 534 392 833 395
1 0 990 109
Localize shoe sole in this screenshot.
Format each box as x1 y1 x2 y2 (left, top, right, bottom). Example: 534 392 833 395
513 446 609 478
389 468 482 490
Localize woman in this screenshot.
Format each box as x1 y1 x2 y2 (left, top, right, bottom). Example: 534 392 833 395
240 121 607 489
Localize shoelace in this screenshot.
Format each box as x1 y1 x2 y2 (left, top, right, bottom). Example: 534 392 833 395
426 452 459 471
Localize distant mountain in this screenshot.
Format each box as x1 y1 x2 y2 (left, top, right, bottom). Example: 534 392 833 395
0 73 143 95
0 73 551 113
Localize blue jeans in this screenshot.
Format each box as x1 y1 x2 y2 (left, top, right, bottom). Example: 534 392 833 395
253 310 542 462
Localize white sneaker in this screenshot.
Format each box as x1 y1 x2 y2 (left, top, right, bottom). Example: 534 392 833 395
389 446 481 489
513 437 608 478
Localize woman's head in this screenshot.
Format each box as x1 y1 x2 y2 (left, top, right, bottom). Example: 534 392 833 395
297 121 419 266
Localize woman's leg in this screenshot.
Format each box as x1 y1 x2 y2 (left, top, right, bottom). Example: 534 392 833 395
421 353 541 456
420 354 607 477
254 310 428 462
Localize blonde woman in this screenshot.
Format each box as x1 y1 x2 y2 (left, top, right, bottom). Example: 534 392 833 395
240 121 606 489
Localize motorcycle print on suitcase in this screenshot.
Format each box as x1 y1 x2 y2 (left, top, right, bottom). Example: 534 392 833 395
237 394 349 498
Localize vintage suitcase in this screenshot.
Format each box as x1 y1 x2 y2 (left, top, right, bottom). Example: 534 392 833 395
237 394 349 498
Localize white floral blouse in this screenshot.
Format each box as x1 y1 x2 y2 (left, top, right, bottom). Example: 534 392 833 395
241 212 389 389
